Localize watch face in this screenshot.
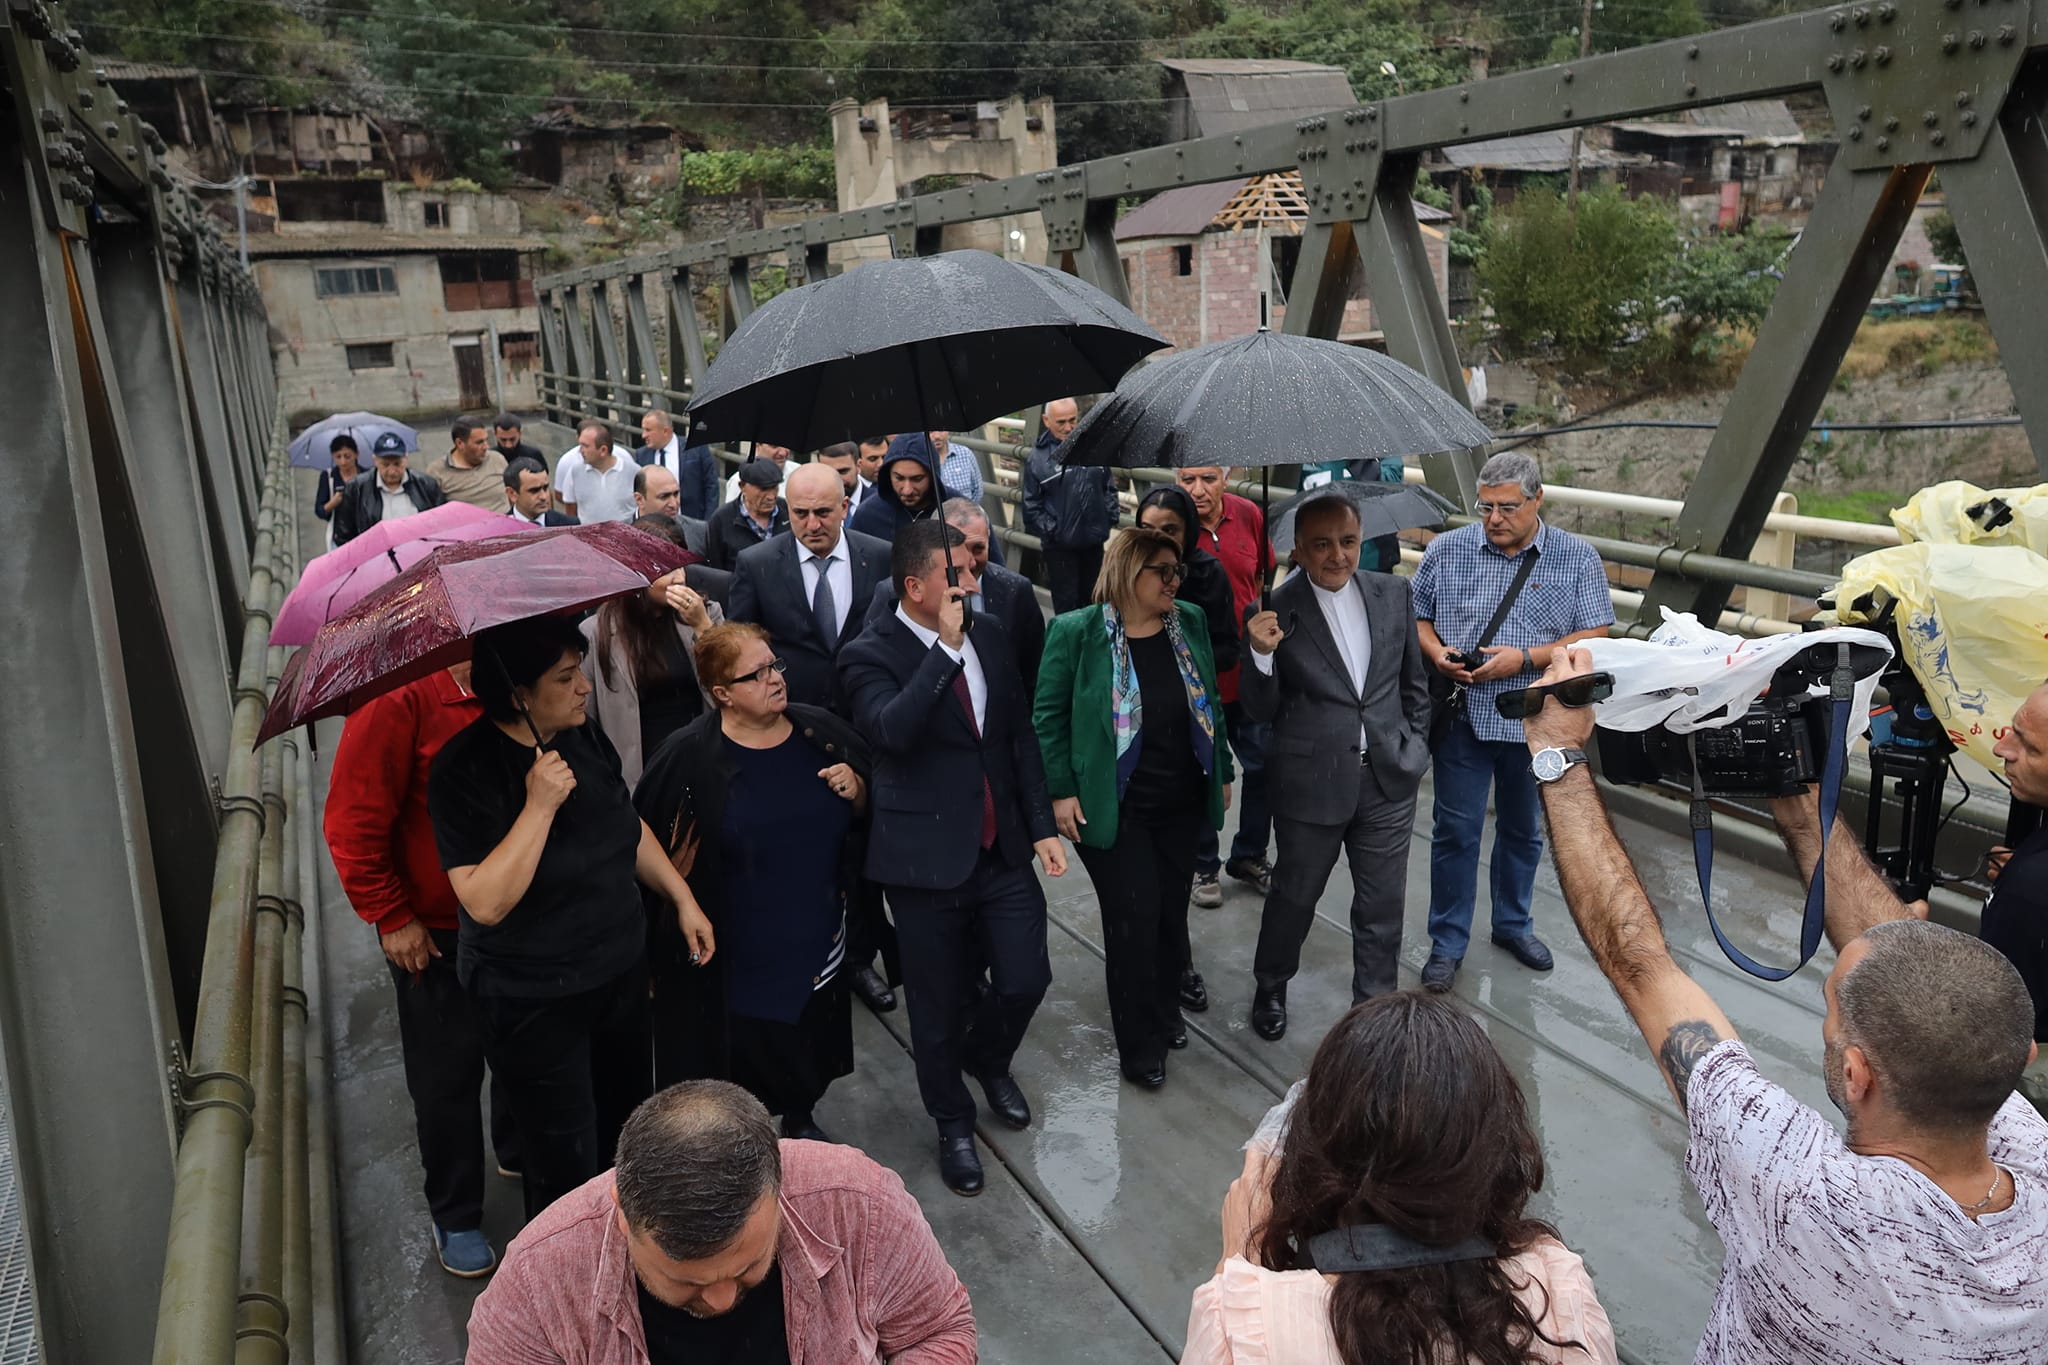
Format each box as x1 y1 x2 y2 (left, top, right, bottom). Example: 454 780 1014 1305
1533 749 1566 782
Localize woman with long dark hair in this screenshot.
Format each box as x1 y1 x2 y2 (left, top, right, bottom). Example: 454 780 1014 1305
1185 992 1616 1365
633 622 870 1140
579 518 722 786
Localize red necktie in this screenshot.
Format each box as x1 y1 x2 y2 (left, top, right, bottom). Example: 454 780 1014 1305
950 670 997 849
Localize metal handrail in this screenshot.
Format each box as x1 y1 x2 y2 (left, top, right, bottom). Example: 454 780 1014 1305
152 406 336 1364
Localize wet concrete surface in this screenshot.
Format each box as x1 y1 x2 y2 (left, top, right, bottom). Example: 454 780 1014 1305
317 743 1836 1365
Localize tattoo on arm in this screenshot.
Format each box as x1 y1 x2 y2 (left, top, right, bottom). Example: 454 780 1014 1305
1657 1020 1728 1113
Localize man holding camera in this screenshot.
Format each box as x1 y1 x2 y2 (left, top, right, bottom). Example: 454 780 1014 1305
1411 452 1613 992
1987 681 2048 1114
1525 646 2048 1360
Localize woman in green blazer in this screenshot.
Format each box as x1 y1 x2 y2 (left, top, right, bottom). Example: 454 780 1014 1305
1033 526 1232 1089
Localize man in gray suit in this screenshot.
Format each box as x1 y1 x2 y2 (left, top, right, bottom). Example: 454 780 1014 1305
1241 495 1431 1040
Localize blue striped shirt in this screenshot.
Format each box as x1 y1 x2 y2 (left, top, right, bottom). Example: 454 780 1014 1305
1411 521 1613 743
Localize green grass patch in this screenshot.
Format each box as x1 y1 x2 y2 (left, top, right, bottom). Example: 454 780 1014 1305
1792 489 1908 524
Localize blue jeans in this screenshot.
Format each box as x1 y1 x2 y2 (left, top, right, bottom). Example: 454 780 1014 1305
1198 700 1271 873
1426 717 1543 961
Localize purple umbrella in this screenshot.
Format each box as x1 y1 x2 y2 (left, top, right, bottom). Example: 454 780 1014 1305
271 503 525 645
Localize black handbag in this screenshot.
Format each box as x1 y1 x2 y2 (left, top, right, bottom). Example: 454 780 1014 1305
1428 546 1540 750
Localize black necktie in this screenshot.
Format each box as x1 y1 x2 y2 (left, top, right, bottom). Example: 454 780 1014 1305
811 556 838 652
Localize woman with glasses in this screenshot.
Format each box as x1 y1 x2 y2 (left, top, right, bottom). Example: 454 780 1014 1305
1032 527 1232 1089
633 622 870 1139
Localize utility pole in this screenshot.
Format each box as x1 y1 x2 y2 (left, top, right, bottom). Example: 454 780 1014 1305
1566 0 1595 223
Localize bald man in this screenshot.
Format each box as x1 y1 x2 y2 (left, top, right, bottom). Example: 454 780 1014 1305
1021 398 1121 614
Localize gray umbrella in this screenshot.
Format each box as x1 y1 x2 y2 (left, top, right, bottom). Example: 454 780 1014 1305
1054 328 1492 471
1268 479 1458 554
683 250 1168 450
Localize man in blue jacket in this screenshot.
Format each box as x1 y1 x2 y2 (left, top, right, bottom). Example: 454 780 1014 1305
1020 398 1120 614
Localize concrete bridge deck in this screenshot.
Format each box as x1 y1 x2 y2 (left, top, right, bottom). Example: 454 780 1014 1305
317 729 1838 1365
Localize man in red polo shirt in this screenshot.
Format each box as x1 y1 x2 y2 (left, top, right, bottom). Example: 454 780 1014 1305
1176 466 1273 921
324 663 514 1278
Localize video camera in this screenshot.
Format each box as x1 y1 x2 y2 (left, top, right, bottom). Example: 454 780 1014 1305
1596 663 1837 799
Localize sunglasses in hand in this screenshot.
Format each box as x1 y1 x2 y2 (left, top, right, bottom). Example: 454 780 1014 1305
1493 671 1616 719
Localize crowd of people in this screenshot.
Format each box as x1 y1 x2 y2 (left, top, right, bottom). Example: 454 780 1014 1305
315 410 2048 1363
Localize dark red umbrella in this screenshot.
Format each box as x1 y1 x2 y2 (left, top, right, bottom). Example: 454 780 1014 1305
257 522 689 744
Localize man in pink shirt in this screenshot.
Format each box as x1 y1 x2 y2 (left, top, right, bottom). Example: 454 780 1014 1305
467 1081 976 1364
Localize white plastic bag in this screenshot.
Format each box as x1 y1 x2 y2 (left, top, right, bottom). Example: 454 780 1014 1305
1582 609 1890 738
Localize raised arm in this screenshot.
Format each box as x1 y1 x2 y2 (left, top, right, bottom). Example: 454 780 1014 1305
1524 647 1737 1110
1770 787 1920 948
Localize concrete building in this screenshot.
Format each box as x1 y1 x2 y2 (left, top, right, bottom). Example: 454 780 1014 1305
510 104 682 206
1115 171 1452 349
828 95 1056 269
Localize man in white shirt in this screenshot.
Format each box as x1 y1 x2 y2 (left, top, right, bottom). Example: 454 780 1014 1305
1238 495 1431 1038
1523 647 2048 1365
562 420 638 524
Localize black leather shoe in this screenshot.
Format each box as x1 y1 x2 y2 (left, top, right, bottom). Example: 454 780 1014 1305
1421 953 1460 993
1121 1063 1167 1089
781 1115 829 1142
975 1072 1031 1130
1491 932 1556 972
1167 1018 1188 1050
939 1137 983 1196
1179 968 1210 1013
850 965 896 1013
1251 985 1287 1041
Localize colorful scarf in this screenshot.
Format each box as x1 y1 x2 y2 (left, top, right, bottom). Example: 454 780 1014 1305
1106 604 1218 797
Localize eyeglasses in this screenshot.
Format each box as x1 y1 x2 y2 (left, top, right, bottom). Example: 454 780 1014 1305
1142 562 1189 582
1475 500 1528 519
1493 671 1615 719
724 658 787 688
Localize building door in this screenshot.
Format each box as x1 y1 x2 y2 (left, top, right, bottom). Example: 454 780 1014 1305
452 337 490 410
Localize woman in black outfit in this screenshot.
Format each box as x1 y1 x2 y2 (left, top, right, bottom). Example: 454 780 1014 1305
1136 484 1241 679
314 435 362 550
428 614 714 1219
633 621 870 1140
1033 528 1232 1089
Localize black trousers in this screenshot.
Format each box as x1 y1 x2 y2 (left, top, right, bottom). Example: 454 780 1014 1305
1256 764 1417 1003
1044 545 1105 617
1075 804 1201 1073
888 851 1051 1139
846 877 901 985
476 960 652 1221
386 926 520 1232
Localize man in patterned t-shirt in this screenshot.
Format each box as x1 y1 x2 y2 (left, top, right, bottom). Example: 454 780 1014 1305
1524 645 2048 1363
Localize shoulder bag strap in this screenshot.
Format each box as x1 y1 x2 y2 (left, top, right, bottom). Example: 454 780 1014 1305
1474 544 1541 652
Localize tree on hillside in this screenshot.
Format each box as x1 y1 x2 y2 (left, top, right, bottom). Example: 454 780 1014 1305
1477 187 1676 359
1178 0 1463 103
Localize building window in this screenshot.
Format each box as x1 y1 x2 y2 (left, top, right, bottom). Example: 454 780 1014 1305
423 201 448 228
440 251 530 311
345 342 395 370
1175 243 1194 277
315 265 398 298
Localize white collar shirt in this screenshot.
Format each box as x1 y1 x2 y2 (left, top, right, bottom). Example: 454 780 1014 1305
803 533 853 639
646 434 681 473
568 455 639 524
1250 574 1373 749
895 604 985 732
378 482 420 521
510 506 546 527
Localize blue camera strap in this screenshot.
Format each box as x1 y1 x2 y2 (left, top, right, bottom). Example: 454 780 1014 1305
1686 645 1856 981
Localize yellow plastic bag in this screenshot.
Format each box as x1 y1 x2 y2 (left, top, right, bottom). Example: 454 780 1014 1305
1833 542 2048 768
1893 480 2048 553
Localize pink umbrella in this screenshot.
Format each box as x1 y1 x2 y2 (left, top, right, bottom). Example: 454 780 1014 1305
271 502 525 644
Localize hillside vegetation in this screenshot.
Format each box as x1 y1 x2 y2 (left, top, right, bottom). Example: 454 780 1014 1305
76 0 1815 184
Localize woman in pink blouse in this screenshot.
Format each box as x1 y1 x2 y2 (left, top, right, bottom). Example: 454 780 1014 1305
1183 993 1618 1365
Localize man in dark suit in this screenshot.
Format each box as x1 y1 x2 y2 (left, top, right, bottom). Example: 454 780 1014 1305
1240 494 1431 1039
635 408 721 522
503 457 578 527
702 460 788 570
864 499 1046 695
839 519 1067 1196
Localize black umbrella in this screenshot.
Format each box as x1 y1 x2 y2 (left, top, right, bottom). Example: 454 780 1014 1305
1057 328 1492 603
1267 479 1458 554
683 250 1170 449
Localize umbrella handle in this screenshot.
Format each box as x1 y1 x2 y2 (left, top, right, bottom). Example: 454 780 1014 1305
1260 468 1273 614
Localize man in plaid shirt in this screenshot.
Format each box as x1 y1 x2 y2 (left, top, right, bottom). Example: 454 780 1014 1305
1410 452 1613 993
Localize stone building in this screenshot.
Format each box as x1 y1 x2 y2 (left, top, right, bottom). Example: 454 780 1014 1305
828 95 1056 268
1116 171 1452 350
510 105 683 206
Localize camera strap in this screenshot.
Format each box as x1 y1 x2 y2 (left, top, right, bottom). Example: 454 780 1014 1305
1686 645 1856 981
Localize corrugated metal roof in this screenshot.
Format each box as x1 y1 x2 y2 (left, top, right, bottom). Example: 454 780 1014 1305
1114 179 1250 240
1684 99 1803 140
98 59 203 81
1159 58 1359 136
1437 131 1643 171
243 232 547 257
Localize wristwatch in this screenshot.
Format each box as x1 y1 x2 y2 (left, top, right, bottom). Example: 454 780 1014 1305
1531 747 1588 783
